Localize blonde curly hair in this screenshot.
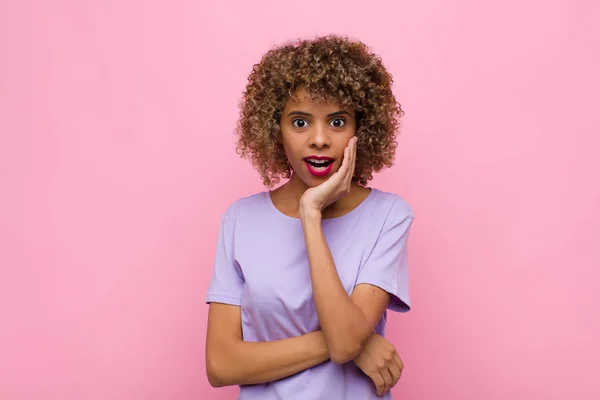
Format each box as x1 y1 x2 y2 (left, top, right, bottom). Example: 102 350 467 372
235 34 404 187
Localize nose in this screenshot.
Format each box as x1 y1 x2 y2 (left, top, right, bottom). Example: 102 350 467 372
308 123 331 149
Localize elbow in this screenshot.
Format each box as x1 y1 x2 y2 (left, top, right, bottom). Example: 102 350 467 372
328 328 371 364
207 375 224 388
207 372 226 388
206 357 231 388
329 341 364 365
206 367 225 388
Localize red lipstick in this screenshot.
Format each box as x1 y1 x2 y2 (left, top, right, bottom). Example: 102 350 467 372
303 155 335 177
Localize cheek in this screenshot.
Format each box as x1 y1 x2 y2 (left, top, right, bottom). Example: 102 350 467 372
280 143 299 169
281 134 301 159
334 135 353 153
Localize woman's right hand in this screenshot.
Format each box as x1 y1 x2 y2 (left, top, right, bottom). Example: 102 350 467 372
352 334 404 397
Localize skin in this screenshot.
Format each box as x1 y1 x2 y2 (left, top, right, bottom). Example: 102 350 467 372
206 88 404 396
270 88 370 218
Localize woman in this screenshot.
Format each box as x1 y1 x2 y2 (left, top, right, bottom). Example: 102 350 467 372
205 34 414 399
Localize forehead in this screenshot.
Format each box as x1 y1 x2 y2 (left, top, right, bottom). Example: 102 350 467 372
283 88 346 113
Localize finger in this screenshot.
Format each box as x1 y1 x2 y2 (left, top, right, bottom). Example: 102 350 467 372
326 147 348 190
335 144 352 192
337 145 350 178
379 369 393 396
344 137 356 188
388 364 401 388
393 353 404 379
371 373 385 397
350 136 357 182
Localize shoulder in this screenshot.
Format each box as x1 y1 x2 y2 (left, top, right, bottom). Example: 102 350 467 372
220 191 270 221
368 188 414 222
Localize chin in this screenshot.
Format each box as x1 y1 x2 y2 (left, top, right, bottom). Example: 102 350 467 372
307 180 324 188
296 173 328 188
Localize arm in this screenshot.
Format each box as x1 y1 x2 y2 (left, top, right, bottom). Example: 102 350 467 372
206 302 401 391
302 213 390 364
299 137 391 364
205 203 330 386
205 302 330 387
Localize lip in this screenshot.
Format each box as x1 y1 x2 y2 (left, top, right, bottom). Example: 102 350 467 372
304 155 335 177
304 155 335 161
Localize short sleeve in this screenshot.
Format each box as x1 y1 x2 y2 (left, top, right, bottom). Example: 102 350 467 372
205 202 245 306
355 199 414 313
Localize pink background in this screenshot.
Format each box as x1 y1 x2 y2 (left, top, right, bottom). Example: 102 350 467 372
1 1 599 399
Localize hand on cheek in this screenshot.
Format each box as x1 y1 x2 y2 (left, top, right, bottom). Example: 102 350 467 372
299 137 357 218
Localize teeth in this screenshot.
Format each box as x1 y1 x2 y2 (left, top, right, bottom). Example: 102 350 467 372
308 159 329 164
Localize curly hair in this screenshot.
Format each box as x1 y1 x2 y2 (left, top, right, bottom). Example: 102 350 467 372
235 34 404 187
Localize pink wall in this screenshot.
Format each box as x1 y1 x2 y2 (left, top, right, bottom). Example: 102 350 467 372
1 1 598 399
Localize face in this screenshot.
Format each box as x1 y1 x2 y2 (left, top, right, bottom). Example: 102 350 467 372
279 88 356 187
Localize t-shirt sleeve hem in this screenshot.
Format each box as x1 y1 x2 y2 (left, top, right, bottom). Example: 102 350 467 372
354 279 411 313
205 292 242 306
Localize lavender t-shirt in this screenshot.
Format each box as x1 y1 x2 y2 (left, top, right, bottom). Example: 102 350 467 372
205 188 414 399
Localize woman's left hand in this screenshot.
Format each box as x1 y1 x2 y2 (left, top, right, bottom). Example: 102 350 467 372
299 136 357 219
353 334 404 396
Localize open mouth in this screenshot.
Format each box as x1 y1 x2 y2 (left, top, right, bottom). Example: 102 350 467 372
304 156 334 177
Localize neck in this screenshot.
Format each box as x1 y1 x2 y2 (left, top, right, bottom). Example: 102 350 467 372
281 172 309 204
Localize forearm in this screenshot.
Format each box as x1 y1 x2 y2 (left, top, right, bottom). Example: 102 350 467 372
208 330 329 387
302 212 371 363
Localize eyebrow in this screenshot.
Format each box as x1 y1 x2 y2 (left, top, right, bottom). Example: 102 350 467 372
287 110 351 118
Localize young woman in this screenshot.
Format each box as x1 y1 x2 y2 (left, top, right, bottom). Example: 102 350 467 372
205 35 414 399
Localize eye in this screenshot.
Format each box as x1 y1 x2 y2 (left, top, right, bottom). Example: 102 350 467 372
292 118 309 129
329 118 346 128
